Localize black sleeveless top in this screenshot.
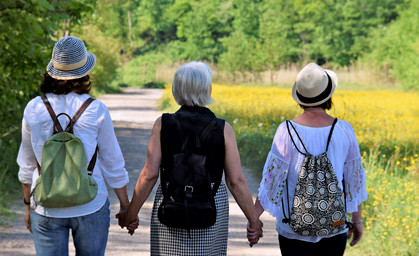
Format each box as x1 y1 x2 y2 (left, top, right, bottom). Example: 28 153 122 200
160 106 225 183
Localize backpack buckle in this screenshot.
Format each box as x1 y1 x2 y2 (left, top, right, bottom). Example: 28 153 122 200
184 185 194 193
184 185 194 198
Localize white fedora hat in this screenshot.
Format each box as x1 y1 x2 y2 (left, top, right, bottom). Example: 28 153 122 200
292 63 338 107
46 36 96 80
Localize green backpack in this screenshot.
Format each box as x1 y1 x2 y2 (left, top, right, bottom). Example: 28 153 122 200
33 96 98 208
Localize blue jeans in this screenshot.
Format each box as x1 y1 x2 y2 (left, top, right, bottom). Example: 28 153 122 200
278 233 348 256
31 199 110 256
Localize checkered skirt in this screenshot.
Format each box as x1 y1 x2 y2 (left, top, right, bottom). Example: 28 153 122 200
150 181 229 255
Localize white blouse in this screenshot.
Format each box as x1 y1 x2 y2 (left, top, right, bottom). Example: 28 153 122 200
258 120 367 243
17 92 129 218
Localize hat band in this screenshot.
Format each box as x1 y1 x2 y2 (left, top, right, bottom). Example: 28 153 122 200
296 73 333 104
52 55 88 71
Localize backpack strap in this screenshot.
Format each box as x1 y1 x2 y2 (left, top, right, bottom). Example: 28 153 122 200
69 97 98 175
281 178 291 224
325 118 338 152
41 96 63 133
67 97 95 133
286 120 308 155
39 96 98 175
201 118 217 142
200 118 221 196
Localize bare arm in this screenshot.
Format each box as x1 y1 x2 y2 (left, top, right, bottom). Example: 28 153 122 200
348 204 363 246
254 197 265 217
22 183 32 233
122 117 162 230
114 185 129 211
224 122 262 243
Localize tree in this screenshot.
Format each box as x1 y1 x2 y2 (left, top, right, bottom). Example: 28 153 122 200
0 0 95 190
365 0 419 89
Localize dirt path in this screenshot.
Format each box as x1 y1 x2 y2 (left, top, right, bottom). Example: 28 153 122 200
0 88 279 255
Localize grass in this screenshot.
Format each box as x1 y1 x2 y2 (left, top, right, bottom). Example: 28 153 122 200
160 83 419 255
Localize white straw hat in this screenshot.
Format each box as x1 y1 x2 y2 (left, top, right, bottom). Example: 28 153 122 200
46 36 96 80
292 63 338 106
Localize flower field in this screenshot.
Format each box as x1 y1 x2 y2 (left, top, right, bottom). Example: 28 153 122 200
161 84 419 255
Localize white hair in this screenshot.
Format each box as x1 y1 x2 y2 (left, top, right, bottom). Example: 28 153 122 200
172 61 213 107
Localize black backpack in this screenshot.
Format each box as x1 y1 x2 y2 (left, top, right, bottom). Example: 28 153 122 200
282 119 353 236
158 115 221 235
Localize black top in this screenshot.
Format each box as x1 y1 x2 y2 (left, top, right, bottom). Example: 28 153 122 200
160 106 225 183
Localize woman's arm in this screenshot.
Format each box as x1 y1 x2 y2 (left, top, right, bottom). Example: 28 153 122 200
224 122 263 244
120 117 162 233
254 197 265 217
348 204 363 246
22 183 32 233
114 185 130 212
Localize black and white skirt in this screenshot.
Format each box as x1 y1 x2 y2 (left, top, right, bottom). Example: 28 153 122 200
150 181 229 256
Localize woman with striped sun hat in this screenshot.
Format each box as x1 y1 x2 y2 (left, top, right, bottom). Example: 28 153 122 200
17 36 131 256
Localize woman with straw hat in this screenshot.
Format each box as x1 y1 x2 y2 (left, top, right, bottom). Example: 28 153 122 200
17 36 130 256
251 63 367 255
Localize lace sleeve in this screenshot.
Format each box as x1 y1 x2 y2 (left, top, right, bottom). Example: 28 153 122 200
258 151 290 218
344 156 368 212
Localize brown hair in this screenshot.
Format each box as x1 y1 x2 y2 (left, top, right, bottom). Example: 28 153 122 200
39 72 92 95
299 97 333 110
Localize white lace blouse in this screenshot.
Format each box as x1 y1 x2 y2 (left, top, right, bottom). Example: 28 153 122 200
258 120 367 243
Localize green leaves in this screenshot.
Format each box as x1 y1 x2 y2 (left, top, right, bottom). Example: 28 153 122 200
0 0 95 190
365 0 419 89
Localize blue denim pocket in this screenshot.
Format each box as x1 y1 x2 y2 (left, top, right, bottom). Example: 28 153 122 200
30 210 51 225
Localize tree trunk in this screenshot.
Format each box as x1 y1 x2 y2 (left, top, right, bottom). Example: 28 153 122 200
127 10 134 49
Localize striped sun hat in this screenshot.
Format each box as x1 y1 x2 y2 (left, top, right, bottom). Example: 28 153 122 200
46 36 96 80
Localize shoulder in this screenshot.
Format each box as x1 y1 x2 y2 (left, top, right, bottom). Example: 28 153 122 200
154 115 162 128
223 121 233 134
335 119 360 145
23 96 46 123
336 119 356 134
275 121 290 136
24 96 42 112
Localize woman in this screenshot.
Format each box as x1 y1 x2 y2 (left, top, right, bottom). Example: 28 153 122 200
253 63 367 255
17 36 130 256
118 61 263 255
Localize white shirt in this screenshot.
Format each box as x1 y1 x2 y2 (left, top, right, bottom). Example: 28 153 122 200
258 120 367 243
17 92 129 218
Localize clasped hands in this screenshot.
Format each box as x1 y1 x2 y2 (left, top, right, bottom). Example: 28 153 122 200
247 219 264 247
116 209 139 235
116 208 264 247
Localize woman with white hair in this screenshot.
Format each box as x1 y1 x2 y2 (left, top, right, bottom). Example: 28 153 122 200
118 61 263 255
252 63 367 255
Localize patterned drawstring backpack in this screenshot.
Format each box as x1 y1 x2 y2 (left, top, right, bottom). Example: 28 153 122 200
282 118 353 236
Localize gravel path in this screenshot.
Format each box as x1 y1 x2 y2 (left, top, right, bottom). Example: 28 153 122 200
0 88 279 255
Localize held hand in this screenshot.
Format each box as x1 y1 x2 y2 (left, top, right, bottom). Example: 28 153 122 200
127 218 140 236
247 226 258 247
247 220 263 247
25 208 32 233
348 222 363 246
115 209 127 229
116 209 140 235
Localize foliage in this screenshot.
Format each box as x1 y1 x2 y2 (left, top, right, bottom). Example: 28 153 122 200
72 0 129 94
365 0 419 90
0 0 95 198
113 51 169 88
123 0 419 88
161 83 419 255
